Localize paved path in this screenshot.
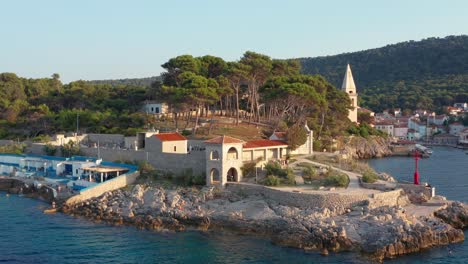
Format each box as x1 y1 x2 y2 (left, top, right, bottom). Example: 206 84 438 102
274 155 380 195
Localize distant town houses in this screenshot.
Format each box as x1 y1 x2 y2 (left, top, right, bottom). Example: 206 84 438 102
459 128 468 144
367 102 467 145
453 102 468 111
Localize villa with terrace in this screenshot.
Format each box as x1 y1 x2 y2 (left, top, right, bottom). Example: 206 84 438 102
0 153 137 192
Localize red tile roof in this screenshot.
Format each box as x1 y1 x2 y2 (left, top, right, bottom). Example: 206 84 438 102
243 140 288 149
204 135 244 144
154 132 186 141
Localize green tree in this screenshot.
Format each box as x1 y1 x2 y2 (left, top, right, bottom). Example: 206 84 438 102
240 51 273 121
286 124 308 150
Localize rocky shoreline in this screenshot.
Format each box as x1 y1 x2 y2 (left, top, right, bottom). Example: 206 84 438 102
342 136 393 159
62 184 467 261
0 177 55 202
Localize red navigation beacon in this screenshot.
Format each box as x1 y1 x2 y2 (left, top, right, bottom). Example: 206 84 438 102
413 150 420 185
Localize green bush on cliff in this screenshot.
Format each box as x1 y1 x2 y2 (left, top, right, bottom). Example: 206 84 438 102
241 161 257 178
264 175 280 186
362 170 379 183
324 171 349 187
179 168 206 186
0 143 25 154
43 143 57 156
265 161 287 178
302 165 317 179
282 172 296 185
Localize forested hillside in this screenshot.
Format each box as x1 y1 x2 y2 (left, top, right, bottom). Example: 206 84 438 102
0 51 357 151
88 76 161 87
299 35 468 112
0 73 148 138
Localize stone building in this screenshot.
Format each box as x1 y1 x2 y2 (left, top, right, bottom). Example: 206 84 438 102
268 124 313 155
142 101 169 114
145 132 188 154
204 135 294 186
205 136 244 186
342 64 358 123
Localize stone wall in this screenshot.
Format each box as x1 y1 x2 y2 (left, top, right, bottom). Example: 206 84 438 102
80 147 206 176
65 171 140 205
227 183 406 210
0 140 14 146
397 183 432 202
82 134 125 147
26 143 47 155
27 143 207 177
226 183 370 210
369 189 405 208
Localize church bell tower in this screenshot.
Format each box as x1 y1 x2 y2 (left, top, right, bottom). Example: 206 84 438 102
341 64 358 123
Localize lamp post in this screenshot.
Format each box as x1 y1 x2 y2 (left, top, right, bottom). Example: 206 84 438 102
413 150 420 185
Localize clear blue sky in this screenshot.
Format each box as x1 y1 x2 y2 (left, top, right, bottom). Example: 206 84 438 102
1 0 467 83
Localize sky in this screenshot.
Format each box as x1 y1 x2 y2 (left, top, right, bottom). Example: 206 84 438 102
1 0 467 83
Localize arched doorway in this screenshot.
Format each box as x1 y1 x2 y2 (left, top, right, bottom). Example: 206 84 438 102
210 168 220 183
227 167 238 182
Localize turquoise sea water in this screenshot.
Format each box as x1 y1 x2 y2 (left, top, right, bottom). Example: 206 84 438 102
0 146 466 263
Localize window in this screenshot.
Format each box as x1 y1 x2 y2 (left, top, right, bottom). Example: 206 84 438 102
151 107 154 112
210 150 220 160
155 107 160 113
174 146 177 152
227 147 238 160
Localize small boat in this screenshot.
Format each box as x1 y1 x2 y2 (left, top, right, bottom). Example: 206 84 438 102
43 208 58 214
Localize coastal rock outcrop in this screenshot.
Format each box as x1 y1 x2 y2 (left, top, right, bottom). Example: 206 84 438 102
342 136 393 159
62 184 467 261
434 202 468 229
0 177 55 202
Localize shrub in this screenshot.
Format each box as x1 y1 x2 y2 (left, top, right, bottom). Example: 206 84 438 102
265 161 287 178
283 172 296 185
0 144 25 154
191 174 206 185
264 175 280 186
43 143 57 156
241 162 256 178
324 171 349 187
33 135 51 142
302 165 317 179
181 129 192 136
362 170 379 183
180 169 206 186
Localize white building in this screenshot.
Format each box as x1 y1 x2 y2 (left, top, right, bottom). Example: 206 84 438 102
269 124 313 155
145 132 188 154
374 121 394 137
143 101 169 114
393 124 408 139
449 123 466 136
459 128 468 144
454 103 468 111
341 64 358 123
430 115 447 126
204 135 293 186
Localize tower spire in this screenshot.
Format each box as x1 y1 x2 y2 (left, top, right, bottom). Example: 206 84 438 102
341 64 358 123
341 64 356 92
